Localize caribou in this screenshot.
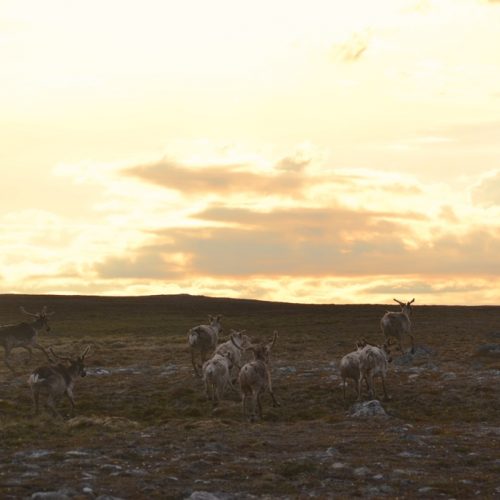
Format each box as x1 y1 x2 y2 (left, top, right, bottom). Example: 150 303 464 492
202 351 234 409
380 298 415 354
339 340 367 401
28 345 90 418
187 315 223 377
357 338 395 401
0 306 54 373
232 330 280 422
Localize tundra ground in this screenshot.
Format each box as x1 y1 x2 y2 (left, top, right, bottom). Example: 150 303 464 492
0 294 499 499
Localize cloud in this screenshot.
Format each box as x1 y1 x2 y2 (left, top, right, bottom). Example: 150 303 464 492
193 204 425 229
331 31 370 62
92 203 419 279
91 203 500 283
439 205 459 223
86 204 441 277
441 121 500 146
363 280 485 296
404 0 432 13
275 156 309 173
92 156 500 287
471 170 500 208
122 156 428 217
5 146 498 304
94 252 184 280
124 159 310 197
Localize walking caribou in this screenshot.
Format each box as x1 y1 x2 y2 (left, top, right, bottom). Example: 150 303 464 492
0 306 54 373
28 345 90 418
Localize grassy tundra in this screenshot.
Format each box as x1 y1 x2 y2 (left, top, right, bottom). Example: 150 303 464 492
0 294 499 499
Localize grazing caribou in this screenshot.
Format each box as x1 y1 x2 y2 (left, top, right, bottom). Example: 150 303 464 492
0 306 54 373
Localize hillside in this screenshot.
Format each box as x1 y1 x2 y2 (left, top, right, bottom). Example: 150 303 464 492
0 294 499 499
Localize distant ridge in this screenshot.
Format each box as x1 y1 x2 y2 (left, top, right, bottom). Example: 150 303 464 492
0 292 330 307
0 292 495 309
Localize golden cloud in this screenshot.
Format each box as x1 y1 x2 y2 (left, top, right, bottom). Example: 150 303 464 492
330 31 370 63
124 159 310 197
92 204 500 282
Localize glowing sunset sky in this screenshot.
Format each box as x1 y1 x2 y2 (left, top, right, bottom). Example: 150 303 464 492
2 0 500 304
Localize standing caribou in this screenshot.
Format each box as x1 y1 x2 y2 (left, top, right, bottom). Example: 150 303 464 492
215 329 251 382
380 298 415 354
0 306 54 373
357 339 395 401
340 340 367 401
187 315 223 377
28 345 90 418
202 351 234 409
232 330 280 422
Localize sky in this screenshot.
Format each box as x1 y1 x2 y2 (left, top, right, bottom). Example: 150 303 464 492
1 0 500 305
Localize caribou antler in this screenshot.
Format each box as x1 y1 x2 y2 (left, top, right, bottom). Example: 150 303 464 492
42 306 55 317
80 345 91 359
268 330 278 350
49 347 72 363
230 333 247 351
20 306 54 318
20 306 37 317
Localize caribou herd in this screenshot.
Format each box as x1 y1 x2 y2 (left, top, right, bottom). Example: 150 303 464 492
0 298 416 421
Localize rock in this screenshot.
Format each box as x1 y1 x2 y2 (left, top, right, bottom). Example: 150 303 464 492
65 450 91 458
159 363 179 376
418 487 434 493
332 462 347 469
14 450 52 460
277 366 297 374
186 493 221 500
393 352 414 366
108 341 127 348
416 345 435 355
393 345 435 366
87 367 111 376
349 400 388 418
475 344 500 356
398 451 421 458
362 485 394 496
31 489 75 500
354 466 371 477
393 469 416 476
379 485 394 494
67 415 140 430
326 447 339 456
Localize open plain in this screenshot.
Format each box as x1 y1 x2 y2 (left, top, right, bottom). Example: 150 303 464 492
0 294 499 499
